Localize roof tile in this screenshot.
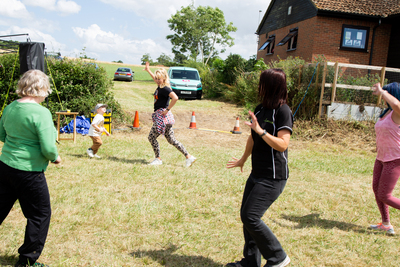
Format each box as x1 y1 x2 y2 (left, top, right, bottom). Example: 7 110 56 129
312 0 400 17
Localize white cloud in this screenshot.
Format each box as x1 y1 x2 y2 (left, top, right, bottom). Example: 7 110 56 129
98 0 190 21
56 0 81 15
224 33 259 59
96 0 269 60
0 0 32 19
23 0 81 15
0 0 271 64
0 26 66 52
23 0 56 8
0 1 60 32
72 24 170 63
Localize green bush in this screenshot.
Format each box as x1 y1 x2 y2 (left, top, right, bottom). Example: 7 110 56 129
0 53 20 111
221 54 246 85
204 56 330 119
201 68 228 98
46 58 125 123
0 54 126 124
225 72 259 111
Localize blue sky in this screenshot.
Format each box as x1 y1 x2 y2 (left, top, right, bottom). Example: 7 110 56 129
0 0 271 65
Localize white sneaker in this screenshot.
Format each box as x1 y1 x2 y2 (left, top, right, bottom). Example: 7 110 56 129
149 158 162 165
185 156 196 167
87 148 94 158
94 154 101 158
266 255 290 267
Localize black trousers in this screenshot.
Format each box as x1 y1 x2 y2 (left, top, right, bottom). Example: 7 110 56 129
0 161 51 265
240 174 287 267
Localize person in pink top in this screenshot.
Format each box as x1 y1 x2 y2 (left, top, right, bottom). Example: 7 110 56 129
370 82 400 235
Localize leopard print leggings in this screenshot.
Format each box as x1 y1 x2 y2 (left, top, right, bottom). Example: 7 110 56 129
148 124 189 158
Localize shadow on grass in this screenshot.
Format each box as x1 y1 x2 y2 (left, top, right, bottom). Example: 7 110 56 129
68 154 147 164
281 213 370 234
0 254 18 266
68 153 87 159
107 156 147 164
130 244 222 267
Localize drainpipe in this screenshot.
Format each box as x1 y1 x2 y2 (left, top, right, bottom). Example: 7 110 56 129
368 18 381 72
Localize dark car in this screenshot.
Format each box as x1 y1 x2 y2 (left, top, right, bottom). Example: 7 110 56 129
114 67 134 82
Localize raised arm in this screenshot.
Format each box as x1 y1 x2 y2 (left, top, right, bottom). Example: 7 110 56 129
373 83 400 116
144 61 156 82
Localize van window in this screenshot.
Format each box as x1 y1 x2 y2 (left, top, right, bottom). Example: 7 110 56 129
171 70 199 80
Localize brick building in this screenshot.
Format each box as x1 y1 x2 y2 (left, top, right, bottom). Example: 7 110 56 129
256 0 400 68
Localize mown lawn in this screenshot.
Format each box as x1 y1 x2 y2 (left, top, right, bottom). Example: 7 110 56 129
0 64 399 267
97 62 163 81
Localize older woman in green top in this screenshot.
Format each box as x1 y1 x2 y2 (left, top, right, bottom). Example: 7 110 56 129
0 69 61 267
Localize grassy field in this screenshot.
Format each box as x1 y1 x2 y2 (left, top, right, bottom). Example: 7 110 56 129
1 68 400 266
97 62 163 81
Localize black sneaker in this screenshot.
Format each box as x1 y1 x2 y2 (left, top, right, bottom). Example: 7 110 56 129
15 261 49 267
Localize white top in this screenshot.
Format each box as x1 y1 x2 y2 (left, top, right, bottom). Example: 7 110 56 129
88 114 104 137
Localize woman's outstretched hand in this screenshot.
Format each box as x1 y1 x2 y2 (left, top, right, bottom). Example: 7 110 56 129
227 157 245 172
372 83 384 96
144 61 150 72
245 110 263 135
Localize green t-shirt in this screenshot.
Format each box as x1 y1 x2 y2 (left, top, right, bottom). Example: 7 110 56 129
0 100 58 172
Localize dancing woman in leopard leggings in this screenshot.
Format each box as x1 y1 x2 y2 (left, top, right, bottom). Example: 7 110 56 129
144 62 196 167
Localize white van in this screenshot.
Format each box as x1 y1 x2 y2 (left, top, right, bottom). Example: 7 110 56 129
168 67 202 100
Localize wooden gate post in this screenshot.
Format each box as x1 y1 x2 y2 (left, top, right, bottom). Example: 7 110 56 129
331 62 339 104
318 61 328 117
377 67 386 106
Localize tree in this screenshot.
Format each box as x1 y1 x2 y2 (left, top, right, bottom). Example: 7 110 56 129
167 4 237 66
172 50 188 65
141 53 153 65
156 53 173 66
245 55 257 72
222 54 246 85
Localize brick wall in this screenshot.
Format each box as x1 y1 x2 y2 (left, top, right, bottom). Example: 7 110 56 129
257 16 392 67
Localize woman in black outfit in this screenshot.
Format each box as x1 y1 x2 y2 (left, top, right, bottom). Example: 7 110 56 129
226 69 293 267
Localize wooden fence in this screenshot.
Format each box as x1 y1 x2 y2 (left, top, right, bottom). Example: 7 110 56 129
297 62 400 117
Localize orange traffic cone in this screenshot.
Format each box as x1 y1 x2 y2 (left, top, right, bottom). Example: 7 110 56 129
231 117 242 134
132 111 141 129
189 111 197 129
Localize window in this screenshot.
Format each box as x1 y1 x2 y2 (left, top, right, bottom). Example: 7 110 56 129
277 28 298 51
340 25 369 52
258 34 275 54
